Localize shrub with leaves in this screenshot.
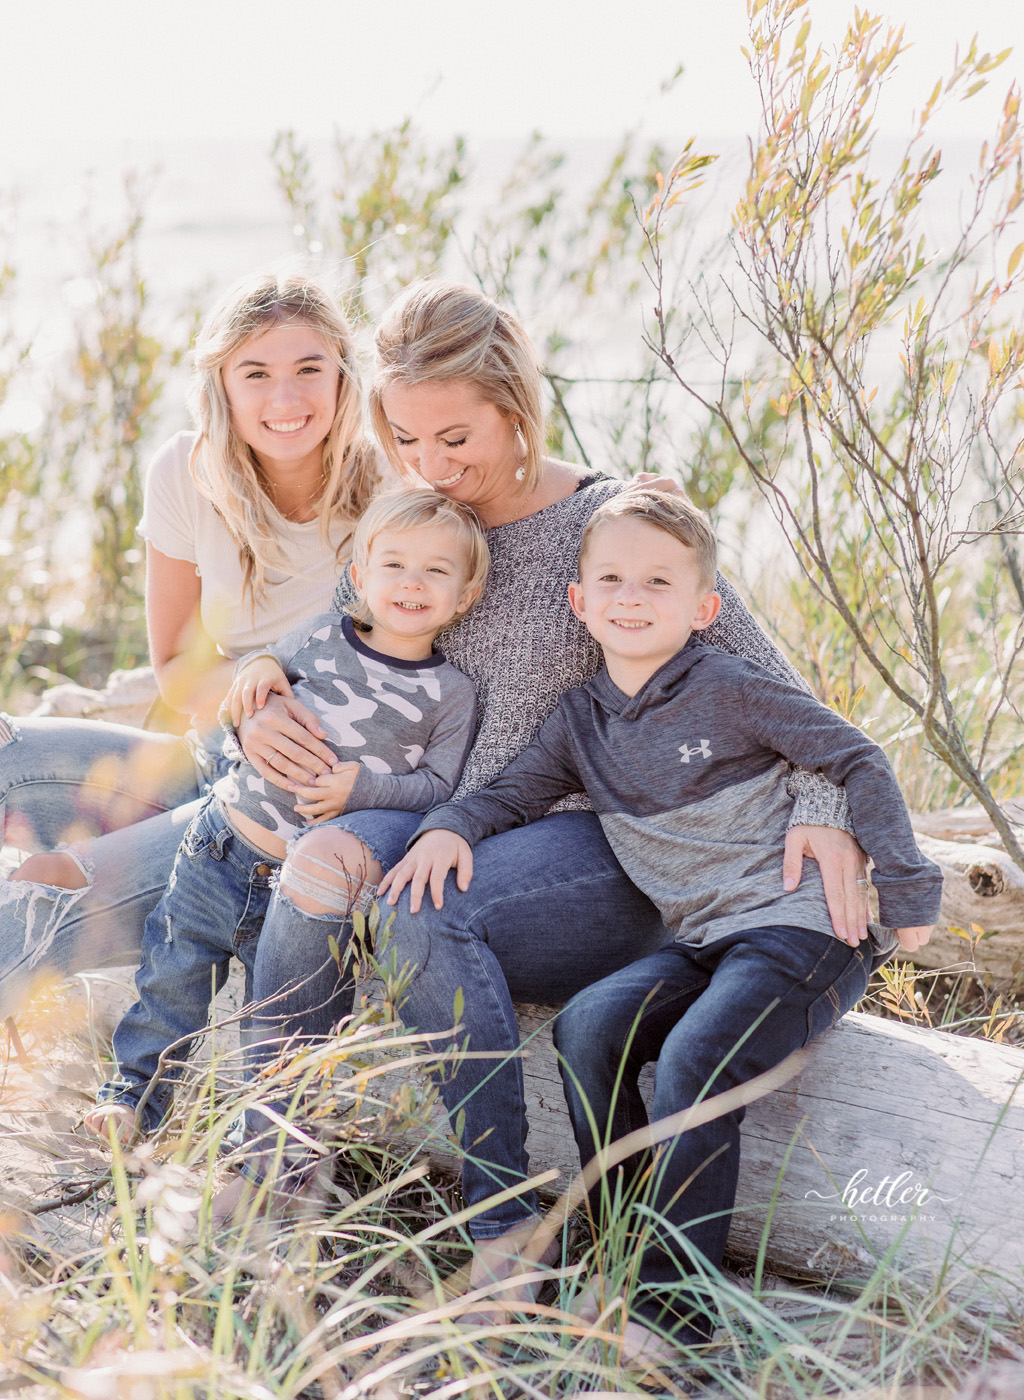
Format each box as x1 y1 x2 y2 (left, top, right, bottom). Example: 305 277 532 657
644 0 1024 860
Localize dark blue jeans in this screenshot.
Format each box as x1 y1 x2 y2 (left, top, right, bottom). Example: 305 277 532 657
552 925 872 1342
247 808 672 1231
382 810 673 1239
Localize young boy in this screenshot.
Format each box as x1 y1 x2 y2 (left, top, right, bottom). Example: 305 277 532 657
381 490 941 1359
86 489 487 1142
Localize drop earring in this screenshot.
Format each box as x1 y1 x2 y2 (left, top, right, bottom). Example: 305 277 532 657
513 422 528 482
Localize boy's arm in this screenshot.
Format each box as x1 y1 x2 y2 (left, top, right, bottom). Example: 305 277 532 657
380 704 583 911
738 667 943 928
337 674 479 815
414 702 584 846
706 576 854 833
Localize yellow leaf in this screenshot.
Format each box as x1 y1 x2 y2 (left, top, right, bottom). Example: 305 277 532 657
1009 242 1024 277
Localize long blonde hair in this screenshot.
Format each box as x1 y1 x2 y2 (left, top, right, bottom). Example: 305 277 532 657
369 280 546 494
188 272 379 601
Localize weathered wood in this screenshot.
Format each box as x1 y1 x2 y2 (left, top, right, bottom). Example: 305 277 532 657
31 667 158 729
381 1005 1024 1305
911 803 1024 844
906 834 1024 985
69 971 1024 1303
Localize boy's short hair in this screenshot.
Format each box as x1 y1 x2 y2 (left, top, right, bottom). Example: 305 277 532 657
578 490 718 592
349 488 490 627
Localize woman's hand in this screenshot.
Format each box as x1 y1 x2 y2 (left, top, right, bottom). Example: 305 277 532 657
782 824 869 946
378 830 473 913
237 692 339 791
292 762 361 822
225 656 293 726
625 472 683 495
895 925 933 952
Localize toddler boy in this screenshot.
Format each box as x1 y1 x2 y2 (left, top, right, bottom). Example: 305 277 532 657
87 489 487 1141
381 490 941 1360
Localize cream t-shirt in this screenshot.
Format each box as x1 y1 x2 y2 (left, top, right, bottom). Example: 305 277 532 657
137 430 353 658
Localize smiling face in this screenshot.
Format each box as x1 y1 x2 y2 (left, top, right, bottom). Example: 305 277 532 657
568 516 722 695
222 323 341 478
349 523 479 661
380 380 521 523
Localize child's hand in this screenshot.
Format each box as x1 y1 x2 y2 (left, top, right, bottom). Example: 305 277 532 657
378 830 473 913
225 657 293 726
292 761 361 822
895 925 933 952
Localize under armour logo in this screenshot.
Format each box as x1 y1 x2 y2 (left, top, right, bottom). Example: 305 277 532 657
678 740 712 763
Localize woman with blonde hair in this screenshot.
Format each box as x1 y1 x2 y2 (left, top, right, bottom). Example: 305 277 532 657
0 271 378 1024
237 278 870 1306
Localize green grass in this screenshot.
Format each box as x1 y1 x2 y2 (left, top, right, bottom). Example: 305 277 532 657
2 963 1022 1400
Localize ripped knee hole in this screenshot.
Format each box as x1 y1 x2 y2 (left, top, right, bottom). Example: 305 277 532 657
279 850 378 917
11 851 91 891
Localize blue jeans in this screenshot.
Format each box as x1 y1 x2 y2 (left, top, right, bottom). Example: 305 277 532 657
553 926 872 1342
0 714 210 1018
97 797 280 1132
382 810 673 1240
235 806 423 1186
99 797 378 1180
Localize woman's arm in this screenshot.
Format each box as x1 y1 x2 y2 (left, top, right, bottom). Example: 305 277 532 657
146 544 234 727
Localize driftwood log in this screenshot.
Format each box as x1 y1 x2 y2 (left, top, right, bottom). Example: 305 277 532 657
30 667 160 729
904 834 1024 985
376 1004 1024 1306
81 967 1024 1303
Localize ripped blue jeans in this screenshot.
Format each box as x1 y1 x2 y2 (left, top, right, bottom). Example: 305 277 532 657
0 713 211 1019
96 796 282 1132
97 795 376 1139
99 795 420 1190
234 806 422 1189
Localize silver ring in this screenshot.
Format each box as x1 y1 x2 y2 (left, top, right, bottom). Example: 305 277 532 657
855 878 870 886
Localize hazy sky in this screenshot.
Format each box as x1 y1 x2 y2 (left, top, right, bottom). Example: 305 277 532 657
6 0 1023 162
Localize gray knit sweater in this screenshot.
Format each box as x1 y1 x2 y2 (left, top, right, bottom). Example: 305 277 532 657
331 475 852 827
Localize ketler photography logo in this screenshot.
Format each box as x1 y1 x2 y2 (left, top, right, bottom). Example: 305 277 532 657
805 1166 960 1225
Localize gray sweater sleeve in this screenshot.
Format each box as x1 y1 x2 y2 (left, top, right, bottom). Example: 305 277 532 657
706 576 855 834
415 705 581 844
344 671 479 815
737 669 942 926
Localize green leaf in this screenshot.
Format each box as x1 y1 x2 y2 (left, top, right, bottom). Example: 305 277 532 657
453 986 465 1027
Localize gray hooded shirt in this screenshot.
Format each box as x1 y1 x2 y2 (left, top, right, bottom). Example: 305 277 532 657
417 642 942 955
